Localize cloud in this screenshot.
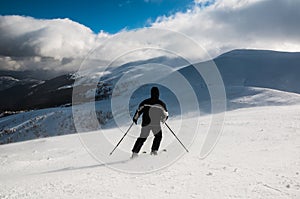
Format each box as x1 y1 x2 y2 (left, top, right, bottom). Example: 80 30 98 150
0 15 112 71
0 0 300 72
194 0 216 8
0 16 101 59
151 0 300 57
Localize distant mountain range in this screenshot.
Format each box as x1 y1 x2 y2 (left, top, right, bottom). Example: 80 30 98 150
0 73 74 113
1 49 300 144
0 49 299 115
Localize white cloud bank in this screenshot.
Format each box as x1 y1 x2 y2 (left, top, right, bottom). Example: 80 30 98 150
152 0 300 57
0 0 300 72
0 16 109 71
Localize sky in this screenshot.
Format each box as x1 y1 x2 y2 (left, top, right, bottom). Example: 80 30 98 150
0 0 300 72
0 0 197 34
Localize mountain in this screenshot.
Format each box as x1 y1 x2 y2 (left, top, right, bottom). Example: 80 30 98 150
0 69 67 80
1 49 300 144
215 49 300 93
0 74 74 112
1 49 299 114
179 49 300 93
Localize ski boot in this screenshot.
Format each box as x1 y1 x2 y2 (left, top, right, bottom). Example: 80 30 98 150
131 152 138 159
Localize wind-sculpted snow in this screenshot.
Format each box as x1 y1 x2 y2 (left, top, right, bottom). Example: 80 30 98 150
0 105 299 198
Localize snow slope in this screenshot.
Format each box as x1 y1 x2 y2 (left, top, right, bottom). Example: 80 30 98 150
0 104 299 198
1 49 300 144
1 86 300 144
0 49 300 198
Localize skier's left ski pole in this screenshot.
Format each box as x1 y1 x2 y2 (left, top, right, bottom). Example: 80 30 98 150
109 122 134 156
165 122 189 153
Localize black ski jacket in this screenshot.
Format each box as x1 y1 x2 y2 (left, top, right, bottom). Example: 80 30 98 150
133 97 168 127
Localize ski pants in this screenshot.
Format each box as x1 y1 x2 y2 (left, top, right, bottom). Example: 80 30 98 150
132 125 162 153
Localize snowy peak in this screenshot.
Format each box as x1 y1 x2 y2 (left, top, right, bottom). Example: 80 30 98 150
214 49 300 93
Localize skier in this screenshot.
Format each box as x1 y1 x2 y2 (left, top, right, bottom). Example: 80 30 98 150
131 86 168 159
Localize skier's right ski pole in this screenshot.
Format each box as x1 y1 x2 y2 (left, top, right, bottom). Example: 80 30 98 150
165 122 189 153
109 122 134 156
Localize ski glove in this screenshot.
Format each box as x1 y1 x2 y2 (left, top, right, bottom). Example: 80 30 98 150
161 116 168 124
133 118 137 125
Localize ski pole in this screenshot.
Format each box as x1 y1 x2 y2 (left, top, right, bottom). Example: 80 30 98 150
109 122 134 156
165 122 189 153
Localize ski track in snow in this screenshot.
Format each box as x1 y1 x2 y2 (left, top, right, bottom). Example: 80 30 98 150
0 104 300 198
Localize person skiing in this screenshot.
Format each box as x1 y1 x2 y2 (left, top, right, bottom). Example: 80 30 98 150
131 86 168 159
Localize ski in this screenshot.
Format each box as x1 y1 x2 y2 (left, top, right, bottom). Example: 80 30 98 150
131 149 167 159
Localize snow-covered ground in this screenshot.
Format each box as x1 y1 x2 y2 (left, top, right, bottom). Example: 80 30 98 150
1 48 300 198
2 86 300 145
0 100 299 198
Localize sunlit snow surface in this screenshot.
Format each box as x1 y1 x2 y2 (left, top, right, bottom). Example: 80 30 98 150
1 49 300 198
1 98 300 198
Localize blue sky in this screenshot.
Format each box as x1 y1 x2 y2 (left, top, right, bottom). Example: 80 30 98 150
0 0 196 33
